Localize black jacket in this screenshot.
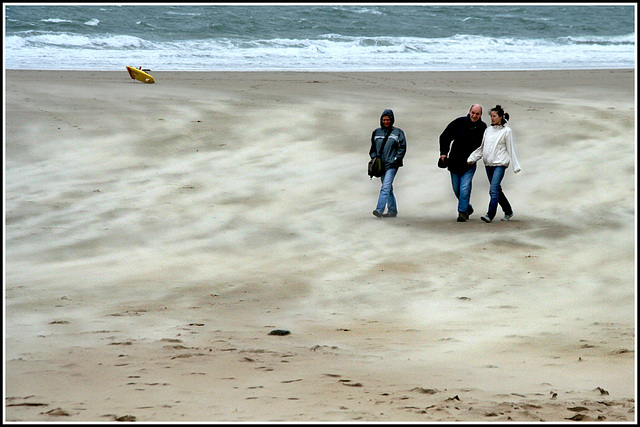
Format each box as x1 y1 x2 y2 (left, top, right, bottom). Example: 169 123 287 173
439 114 487 174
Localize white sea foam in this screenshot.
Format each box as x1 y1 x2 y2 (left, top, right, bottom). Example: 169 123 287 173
4 32 635 71
41 18 73 23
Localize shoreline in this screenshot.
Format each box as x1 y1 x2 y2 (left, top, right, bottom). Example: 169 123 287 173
5 67 634 72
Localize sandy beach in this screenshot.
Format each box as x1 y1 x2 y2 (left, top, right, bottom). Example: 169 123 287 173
4 69 636 422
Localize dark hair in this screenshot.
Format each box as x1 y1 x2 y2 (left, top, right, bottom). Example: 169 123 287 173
491 105 509 125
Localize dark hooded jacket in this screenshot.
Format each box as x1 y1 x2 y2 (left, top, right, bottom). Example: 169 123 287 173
369 109 407 170
439 114 487 174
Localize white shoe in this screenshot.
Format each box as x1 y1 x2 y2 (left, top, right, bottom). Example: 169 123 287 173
481 214 492 223
501 213 514 221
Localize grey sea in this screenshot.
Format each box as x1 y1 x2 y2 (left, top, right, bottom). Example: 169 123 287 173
3 3 636 71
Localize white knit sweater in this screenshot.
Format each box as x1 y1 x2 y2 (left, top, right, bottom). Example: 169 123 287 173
468 124 521 173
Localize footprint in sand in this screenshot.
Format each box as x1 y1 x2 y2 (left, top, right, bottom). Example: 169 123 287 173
42 408 70 416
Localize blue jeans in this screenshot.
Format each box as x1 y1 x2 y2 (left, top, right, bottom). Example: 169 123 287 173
485 166 513 220
450 164 476 214
376 167 398 214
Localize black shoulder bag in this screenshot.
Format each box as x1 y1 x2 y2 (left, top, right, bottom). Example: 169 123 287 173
368 129 392 179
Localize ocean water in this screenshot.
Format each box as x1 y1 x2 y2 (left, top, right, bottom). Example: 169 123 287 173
3 4 636 71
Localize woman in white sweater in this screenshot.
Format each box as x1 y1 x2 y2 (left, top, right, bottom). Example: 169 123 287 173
467 105 521 222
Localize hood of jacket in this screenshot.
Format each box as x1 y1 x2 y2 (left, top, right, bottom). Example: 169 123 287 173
380 109 395 128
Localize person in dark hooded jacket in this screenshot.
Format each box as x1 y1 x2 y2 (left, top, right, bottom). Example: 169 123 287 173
439 104 487 222
370 109 407 218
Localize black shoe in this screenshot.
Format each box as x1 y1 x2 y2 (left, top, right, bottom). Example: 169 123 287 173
457 212 468 222
382 213 397 218
372 210 383 218
467 206 474 216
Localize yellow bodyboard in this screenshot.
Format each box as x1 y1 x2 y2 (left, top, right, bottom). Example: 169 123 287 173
126 66 155 83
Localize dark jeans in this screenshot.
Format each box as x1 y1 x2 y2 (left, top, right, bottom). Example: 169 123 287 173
485 166 513 220
450 164 476 214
